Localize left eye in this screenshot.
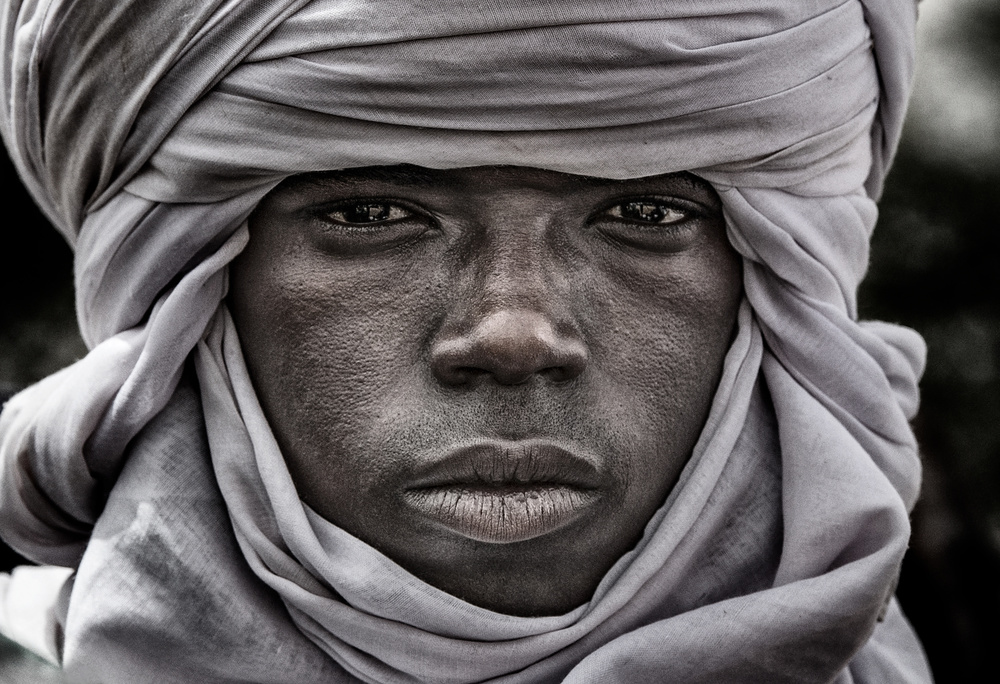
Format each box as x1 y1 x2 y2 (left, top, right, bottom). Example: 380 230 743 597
326 202 412 225
592 197 705 253
605 201 688 225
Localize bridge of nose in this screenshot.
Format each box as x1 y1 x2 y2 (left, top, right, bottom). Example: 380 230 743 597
429 196 588 386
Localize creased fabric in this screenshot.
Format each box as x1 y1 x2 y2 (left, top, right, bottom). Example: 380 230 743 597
0 0 931 682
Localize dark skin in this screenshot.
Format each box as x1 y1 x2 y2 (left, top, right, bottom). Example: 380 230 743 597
229 165 742 616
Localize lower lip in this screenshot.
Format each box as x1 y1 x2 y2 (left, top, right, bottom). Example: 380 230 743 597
403 486 599 544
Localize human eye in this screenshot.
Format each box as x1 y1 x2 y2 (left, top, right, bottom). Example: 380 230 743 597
604 200 689 225
591 197 705 252
310 199 434 254
324 201 413 226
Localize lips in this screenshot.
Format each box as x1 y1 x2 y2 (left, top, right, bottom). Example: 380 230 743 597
402 441 603 544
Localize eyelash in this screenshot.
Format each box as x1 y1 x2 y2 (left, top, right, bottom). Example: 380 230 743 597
319 201 425 228
595 198 701 227
318 199 698 228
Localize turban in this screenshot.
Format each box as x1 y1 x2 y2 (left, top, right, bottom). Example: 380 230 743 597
0 0 932 681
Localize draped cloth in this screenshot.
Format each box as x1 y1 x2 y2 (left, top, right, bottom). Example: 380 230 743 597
0 0 932 682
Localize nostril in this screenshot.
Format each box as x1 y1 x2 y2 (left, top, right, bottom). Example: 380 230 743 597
541 345 588 383
430 310 587 387
429 348 489 386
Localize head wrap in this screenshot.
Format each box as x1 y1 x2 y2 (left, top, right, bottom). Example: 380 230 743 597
0 1 931 682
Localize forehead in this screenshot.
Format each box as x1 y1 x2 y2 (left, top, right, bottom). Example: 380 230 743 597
277 165 717 197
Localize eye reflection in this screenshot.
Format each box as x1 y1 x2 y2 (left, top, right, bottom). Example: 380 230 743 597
327 202 412 225
607 201 687 225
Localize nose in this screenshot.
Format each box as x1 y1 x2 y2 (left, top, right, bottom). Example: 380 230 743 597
431 309 588 385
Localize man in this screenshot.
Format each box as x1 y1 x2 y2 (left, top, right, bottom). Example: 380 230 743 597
0 0 931 681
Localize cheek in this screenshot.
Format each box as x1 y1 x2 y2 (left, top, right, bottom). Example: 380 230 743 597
583 239 742 484
590 244 740 375
230 243 447 486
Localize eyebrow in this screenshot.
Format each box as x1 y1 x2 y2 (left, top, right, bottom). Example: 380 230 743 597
291 165 445 190
281 165 708 198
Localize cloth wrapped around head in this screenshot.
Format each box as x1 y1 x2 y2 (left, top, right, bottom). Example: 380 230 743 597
0 0 931 681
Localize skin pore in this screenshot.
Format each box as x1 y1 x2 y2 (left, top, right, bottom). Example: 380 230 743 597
229 165 742 617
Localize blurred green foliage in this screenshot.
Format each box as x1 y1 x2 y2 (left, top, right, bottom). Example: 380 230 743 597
862 143 1000 681
858 3 1000 679
0 153 84 397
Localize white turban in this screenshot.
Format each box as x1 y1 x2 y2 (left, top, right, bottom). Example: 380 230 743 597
0 0 931 681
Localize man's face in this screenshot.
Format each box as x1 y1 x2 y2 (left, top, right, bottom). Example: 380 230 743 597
229 165 742 616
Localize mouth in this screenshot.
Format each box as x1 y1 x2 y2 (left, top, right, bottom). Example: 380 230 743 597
402 441 603 544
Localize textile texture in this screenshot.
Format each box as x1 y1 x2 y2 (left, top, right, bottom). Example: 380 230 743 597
0 0 931 682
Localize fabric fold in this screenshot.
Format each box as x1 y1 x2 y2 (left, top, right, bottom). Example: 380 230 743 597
0 0 930 681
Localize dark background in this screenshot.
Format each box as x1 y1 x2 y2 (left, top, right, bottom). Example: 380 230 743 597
1 0 998 680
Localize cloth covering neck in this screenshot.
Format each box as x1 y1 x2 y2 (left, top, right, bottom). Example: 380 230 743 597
0 0 931 681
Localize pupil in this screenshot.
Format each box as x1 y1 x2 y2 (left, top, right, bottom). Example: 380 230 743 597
344 203 391 223
622 202 666 223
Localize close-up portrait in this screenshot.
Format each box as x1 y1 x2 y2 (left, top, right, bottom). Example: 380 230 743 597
1 0 998 682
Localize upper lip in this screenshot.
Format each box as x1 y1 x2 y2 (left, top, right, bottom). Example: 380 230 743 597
404 441 602 491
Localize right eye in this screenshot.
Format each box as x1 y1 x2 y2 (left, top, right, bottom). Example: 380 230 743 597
324 202 414 225
308 199 435 255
